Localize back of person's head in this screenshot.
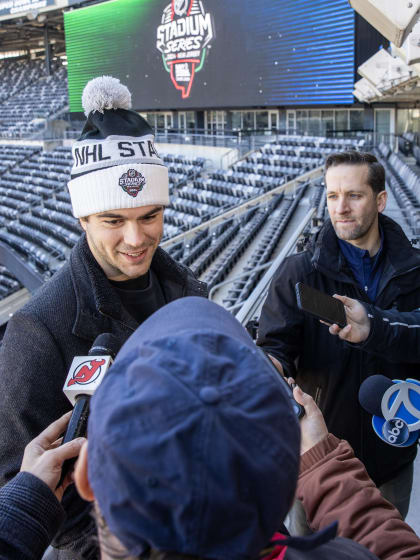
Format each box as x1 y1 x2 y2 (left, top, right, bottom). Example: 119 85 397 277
324 150 386 194
75 297 300 560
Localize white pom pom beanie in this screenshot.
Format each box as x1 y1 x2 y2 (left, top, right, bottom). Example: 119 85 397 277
68 76 169 218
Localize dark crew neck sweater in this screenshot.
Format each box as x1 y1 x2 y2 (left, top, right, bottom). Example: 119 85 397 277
110 270 167 324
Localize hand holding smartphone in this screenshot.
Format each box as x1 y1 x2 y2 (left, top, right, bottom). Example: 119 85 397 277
295 282 347 328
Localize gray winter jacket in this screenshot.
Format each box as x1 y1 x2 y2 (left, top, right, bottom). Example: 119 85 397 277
0 234 207 558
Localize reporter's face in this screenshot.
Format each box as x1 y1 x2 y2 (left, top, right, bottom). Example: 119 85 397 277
326 164 386 243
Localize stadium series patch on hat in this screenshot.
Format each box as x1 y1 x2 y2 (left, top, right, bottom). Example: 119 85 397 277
67 76 169 218
119 169 146 197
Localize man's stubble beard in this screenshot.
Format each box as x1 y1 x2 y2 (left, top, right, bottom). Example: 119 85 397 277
334 221 370 241
333 209 377 242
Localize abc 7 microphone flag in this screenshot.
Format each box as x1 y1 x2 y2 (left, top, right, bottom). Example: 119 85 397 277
373 379 420 447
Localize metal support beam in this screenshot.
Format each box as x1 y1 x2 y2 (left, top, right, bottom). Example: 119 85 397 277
44 24 51 76
235 207 316 326
208 259 275 301
0 242 44 293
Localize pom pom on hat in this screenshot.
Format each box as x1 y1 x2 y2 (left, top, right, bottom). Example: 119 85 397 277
69 75 169 218
81 75 132 117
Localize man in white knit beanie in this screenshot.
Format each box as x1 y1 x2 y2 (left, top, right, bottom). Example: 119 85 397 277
0 77 207 560
69 76 170 284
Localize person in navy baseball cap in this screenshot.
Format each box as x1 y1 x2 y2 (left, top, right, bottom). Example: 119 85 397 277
74 296 301 559
71 296 390 560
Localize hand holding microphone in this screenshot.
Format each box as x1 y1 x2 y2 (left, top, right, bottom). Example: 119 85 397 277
20 412 85 501
57 333 120 487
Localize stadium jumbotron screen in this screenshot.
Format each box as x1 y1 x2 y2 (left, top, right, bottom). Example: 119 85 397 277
64 0 355 112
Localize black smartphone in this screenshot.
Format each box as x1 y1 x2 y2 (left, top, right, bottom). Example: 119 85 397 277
295 282 347 328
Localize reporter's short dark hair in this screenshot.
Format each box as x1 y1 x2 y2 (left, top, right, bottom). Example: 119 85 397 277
324 150 385 195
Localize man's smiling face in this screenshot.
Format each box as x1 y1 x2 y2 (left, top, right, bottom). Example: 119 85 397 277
80 205 164 281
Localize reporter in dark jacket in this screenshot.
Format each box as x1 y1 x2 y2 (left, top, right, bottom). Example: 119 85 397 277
0 413 85 560
257 151 420 526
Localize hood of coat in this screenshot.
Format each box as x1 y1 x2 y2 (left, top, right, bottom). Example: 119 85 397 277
308 214 420 289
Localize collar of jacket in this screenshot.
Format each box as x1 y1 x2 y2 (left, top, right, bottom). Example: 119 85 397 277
310 214 420 291
69 234 206 341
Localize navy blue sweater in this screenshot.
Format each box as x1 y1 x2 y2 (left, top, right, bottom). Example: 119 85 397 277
0 472 64 560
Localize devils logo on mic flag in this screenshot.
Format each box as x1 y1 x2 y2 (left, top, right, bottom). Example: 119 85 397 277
67 358 106 387
64 355 113 406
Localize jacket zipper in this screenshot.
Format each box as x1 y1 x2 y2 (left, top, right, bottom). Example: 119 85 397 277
98 309 136 332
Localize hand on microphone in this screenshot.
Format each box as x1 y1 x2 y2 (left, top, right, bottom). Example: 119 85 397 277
20 412 86 501
289 380 328 455
327 295 371 343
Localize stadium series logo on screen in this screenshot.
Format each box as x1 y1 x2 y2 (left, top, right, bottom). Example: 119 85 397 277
156 0 214 99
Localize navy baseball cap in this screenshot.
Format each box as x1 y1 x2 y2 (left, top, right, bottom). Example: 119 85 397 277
88 297 300 560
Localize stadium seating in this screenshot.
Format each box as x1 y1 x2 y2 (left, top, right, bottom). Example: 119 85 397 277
0 58 45 103
398 132 418 157
161 154 205 190
201 203 278 291
165 174 331 312
0 145 78 280
375 143 420 235
0 59 68 138
223 183 309 309
0 265 21 298
163 134 364 240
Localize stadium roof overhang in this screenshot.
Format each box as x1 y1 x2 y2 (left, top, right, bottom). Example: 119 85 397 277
350 1 420 104
0 11 65 52
354 47 420 103
0 0 102 54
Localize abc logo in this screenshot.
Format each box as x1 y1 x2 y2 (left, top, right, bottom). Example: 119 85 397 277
382 418 410 446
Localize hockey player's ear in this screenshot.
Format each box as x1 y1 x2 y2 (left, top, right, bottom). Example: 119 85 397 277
74 440 94 502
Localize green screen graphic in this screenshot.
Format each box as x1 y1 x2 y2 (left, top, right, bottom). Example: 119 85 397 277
64 0 153 112
65 0 355 111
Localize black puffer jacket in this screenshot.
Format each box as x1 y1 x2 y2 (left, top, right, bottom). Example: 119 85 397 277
258 214 420 486
0 234 207 558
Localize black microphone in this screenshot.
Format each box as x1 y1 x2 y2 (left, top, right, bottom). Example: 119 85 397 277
358 374 393 417
57 333 120 487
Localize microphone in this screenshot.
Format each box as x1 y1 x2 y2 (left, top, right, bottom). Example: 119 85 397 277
358 375 393 417
57 333 120 486
359 375 420 447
